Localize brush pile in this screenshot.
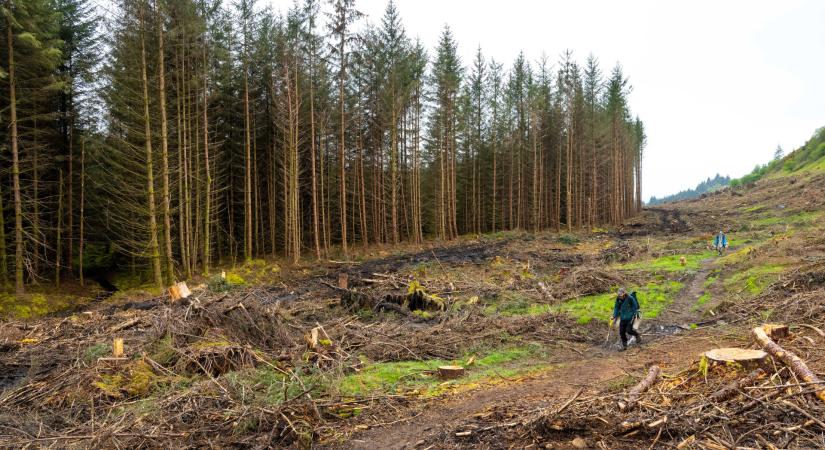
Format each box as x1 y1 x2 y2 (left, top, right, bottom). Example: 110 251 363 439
0 267 594 448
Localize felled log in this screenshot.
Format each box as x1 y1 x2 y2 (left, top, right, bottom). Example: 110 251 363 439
704 348 768 371
753 324 825 403
619 365 660 411
709 368 765 402
437 365 465 380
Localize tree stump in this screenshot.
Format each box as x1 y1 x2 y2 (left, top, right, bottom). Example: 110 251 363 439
437 365 465 380
704 348 768 371
763 323 789 340
168 281 191 302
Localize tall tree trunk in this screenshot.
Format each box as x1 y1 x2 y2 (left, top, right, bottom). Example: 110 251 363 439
243 56 253 260
79 138 85 286
158 13 175 283
202 45 211 275
338 39 348 257
140 11 163 289
7 14 24 294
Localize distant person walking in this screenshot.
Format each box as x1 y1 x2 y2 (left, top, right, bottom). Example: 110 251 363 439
612 287 641 351
714 230 728 256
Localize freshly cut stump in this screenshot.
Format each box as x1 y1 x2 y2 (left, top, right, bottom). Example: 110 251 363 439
437 365 465 380
704 348 768 371
763 323 789 340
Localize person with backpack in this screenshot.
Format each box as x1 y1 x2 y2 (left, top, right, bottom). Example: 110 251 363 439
612 287 641 351
714 230 728 256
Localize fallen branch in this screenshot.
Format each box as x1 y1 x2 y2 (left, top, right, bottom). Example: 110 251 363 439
753 325 825 403
709 368 765 402
619 365 660 411
108 318 142 333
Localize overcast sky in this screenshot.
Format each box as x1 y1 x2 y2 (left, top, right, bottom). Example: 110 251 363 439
270 0 825 200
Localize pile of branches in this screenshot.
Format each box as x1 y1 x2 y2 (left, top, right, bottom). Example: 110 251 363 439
553 265 632 300
0 286 343 448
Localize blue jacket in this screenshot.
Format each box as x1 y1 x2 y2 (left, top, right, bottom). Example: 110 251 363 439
613 293 640 321
714 233 727 247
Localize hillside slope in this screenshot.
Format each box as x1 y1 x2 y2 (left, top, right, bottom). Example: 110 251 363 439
1 143 825 449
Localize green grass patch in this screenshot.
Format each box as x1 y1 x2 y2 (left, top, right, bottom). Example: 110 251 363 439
743 204 767 213
695 292 712 309
553 280 684 324
751 211 821 228
616 251 714 272
338 345 547 397
725 264 785 296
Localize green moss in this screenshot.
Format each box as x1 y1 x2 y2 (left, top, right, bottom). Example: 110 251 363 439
0 292 82 319
617 251 713 272
94 360 165 398
554 281 684 324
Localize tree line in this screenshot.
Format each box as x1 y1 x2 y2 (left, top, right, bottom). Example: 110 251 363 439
648 174 730 205
0 0 646 294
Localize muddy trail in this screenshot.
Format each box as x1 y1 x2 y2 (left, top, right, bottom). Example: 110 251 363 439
334 257 725 450
334 328 741 450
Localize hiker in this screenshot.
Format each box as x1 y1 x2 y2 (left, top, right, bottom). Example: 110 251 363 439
612 287 641 351
714 230 728 256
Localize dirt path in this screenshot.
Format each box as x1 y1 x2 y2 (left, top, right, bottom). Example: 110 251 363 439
330 259 725 449
331 326 740 450
646 258 714 335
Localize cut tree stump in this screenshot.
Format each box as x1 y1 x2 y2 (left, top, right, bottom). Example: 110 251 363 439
437 365 465 380
753 324 825 403
703 348 768 371
338 273 348 289
169 281 192 302
763 323 789 340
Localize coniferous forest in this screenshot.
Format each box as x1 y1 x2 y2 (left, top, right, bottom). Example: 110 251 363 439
0 0 646 293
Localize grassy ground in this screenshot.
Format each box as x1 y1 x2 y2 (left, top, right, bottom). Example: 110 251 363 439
553 280 684 324
616 251 714 272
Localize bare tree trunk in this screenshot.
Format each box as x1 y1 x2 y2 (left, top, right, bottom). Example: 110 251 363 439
140 10 163 289
158 14 175 283
309 60 321 260
338 39 348 257
202 45 211 275
243 55 253 260
7 15 24 294
79 138 85 286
